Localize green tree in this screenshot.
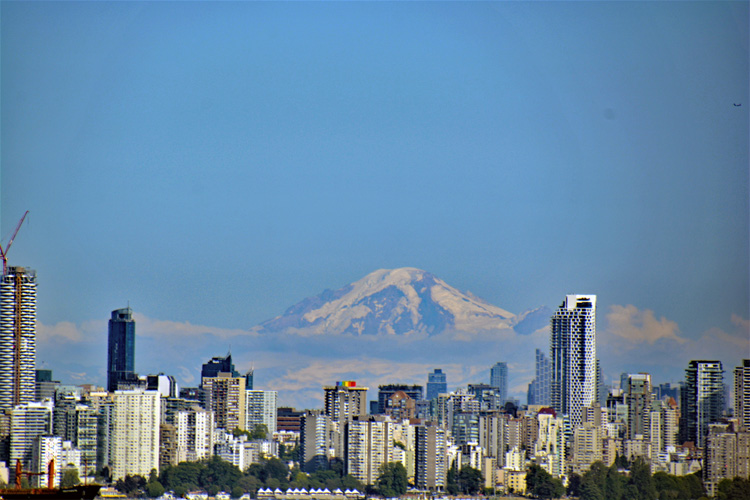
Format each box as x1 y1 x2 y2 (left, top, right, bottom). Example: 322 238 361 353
251 424 270 440
581 480 605 500
263 457 290 483
280 443 301 462
236 474 262 495
446 462 459 495
376 462 408 498
580 462 610 500
717 477 750 500
605 464 625 500
61 468 80 487
199 456 242 493
526 464 563 499
627 457 656 500
146 480 165 498
456 466 483 495
568 473 582 497
160 461 202 492
341 474 364 491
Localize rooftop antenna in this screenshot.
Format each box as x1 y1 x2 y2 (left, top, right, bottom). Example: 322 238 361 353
0 211 29 275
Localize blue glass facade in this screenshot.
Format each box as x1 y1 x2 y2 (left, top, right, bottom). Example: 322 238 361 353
426 368 447 401
107 307 136 392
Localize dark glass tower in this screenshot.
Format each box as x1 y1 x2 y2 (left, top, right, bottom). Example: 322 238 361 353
200 353 240 385
426 369 447 401
107 307 135 392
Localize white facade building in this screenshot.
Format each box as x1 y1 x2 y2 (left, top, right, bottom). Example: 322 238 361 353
0 267 37 410
111 390 161 480
551 295 597 430
246 390 278 435
10 400 53 480
534 413 565 477
176 407 215 462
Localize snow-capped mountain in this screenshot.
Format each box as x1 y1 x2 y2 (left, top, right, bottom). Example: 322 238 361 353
254 267 543 336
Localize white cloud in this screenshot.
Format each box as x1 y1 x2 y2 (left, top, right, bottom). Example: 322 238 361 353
605 304 685 344
36 321 85 342
133 313 254 339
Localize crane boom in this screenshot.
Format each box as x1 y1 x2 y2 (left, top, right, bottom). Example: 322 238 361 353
0 211 29 276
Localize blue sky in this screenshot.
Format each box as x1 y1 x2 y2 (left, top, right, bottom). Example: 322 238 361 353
1 1 748 407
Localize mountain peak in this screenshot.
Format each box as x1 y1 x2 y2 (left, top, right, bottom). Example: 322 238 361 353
255 267 517 336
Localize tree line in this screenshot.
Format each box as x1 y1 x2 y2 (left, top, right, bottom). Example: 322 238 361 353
115 456 369 498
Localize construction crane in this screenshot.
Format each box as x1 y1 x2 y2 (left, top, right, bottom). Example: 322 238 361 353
0 211 29 276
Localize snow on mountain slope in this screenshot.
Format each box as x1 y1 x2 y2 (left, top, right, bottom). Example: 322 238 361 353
255 267 525 336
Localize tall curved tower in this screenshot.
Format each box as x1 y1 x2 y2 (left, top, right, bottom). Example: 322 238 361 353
0 266 37 410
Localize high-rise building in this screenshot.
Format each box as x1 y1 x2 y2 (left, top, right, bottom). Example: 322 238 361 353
146 374 178 398
10 401 53 482
704 421 750 497
0 267 37 410
490 362 508 404
414 424 447 491
346 417 396 485
107 308 136 393
735 359 750 430
202 374 246 431
679 360 724 447
377 385 423 414
300 410 334 472
246 390 278 435
528 349 551 407
323 381 368 423
201 353 240 385
623 373 653 440
175 406 214 463
550 294 597 430
110 390 160 480
35 369 59 402
479 413 509 466
426 369 447 401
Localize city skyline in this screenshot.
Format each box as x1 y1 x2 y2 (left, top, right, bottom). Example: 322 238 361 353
0 2 747 409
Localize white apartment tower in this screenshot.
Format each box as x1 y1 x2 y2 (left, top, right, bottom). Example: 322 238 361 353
246 390 278 435
346 418 391 485
111 390 161 480
10 401 53 481
0 267 37 410
175 407 214 462
551 294 597 430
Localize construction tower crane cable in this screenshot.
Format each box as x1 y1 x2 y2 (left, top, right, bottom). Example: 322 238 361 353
0 211 29 276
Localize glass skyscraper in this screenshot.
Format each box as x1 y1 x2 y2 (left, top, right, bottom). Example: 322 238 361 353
426 369 447 401
107 307 136 392
528 349 551 406
490 362 508 404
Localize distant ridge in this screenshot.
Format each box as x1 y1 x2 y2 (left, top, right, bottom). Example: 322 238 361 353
253 267 546 336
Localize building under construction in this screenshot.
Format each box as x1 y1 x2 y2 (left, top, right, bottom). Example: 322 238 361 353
0 265 37 410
